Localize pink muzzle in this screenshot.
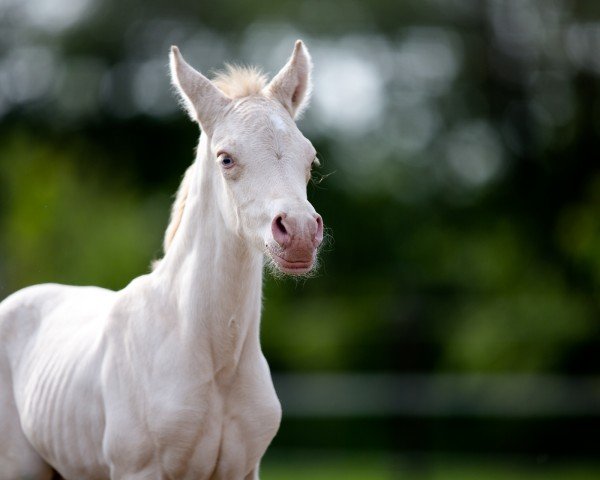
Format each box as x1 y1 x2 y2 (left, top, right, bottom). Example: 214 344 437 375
269 211 323 272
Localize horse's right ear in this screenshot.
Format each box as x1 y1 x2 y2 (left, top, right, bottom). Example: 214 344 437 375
266 40 312 120
169 46 230 135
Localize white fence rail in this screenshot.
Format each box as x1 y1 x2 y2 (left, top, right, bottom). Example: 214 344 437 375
273 373 600 417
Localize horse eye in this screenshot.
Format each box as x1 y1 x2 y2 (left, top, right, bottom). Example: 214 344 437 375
220 156 234 168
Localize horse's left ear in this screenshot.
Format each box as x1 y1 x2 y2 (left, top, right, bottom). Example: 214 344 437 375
169 46 230 136
266 40 313 119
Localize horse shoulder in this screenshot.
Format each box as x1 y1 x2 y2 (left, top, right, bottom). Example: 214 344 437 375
99 276 196 475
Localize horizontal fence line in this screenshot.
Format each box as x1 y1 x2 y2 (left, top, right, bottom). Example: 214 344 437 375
272 373 600 418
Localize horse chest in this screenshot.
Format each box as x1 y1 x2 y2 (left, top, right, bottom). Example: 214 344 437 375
105 357 282 479
159 386 281 478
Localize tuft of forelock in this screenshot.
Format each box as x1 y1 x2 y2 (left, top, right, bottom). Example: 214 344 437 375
212 64 269 99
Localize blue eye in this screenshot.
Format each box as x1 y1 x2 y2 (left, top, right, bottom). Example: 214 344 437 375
220 156 234 168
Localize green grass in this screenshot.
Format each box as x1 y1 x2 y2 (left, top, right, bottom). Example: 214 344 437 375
260 450 600 480
262 451 389 480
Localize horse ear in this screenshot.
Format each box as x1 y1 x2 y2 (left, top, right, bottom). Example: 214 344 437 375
266 40 313 119
170 46 230 135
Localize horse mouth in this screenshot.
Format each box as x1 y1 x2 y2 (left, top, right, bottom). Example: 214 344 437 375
267 247 315 275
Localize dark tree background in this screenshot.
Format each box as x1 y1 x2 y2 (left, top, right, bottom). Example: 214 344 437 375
1 0 599 477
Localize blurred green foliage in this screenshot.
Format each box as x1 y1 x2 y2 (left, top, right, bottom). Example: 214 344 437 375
0 0 599 374
0 131 167 291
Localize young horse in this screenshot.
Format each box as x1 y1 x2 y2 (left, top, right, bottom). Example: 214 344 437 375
0 40 323 479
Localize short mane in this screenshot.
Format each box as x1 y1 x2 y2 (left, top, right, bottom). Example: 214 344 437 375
212 64 268 98
163 162 195 254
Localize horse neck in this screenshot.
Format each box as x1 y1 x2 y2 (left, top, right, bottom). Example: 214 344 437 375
152 134 264 371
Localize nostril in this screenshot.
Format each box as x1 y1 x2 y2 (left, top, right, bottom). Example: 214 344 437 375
272 214 291 247
315 215 323 230
275 216 287 236
314 215 324 245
